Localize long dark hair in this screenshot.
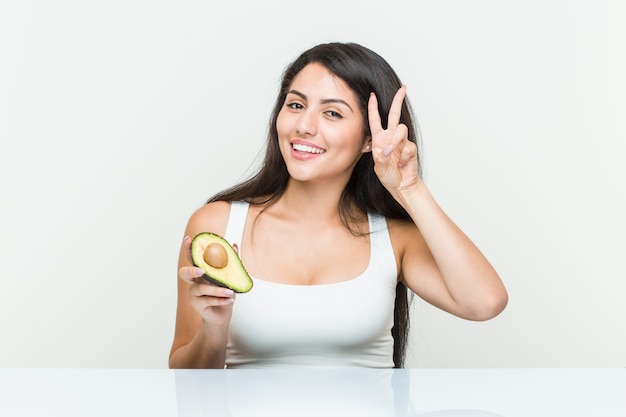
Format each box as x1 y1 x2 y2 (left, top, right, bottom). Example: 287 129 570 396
208 42 421 367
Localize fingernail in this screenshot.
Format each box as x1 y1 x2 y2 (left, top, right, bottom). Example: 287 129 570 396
383 145 394 157
194 267 206 276
222 288 235 296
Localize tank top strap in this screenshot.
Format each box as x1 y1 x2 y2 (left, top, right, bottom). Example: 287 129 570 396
368 212 398 278
368 211 388 235
224 200 249 247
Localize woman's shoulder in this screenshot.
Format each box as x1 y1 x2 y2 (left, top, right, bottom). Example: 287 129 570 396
184 200 232 238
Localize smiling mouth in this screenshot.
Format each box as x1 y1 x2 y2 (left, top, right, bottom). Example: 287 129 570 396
292 143 326 154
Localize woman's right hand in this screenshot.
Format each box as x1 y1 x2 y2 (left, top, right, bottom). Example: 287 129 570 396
178 235 236 328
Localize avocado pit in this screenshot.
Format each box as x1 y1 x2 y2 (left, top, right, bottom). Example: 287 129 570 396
203 243 228 268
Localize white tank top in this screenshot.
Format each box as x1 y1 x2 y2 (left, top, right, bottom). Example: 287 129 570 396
224 201 398 368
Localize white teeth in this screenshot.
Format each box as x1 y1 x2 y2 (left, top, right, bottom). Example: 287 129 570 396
292 143 325 154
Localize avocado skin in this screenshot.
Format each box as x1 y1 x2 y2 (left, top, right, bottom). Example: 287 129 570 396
190 232 253 293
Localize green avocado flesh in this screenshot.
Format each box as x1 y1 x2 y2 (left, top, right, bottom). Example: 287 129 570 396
190 232 253 293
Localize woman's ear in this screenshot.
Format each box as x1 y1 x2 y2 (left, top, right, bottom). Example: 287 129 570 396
362 137 372 153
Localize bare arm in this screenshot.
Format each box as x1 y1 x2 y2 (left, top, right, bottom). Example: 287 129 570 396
370 87 507 320
169 201 236 368
391 185 508 321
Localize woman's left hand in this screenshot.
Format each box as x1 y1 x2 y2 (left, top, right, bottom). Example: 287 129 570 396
368 85 421 196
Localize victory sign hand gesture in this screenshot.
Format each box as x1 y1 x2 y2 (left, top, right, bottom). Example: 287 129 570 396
368 86 421 197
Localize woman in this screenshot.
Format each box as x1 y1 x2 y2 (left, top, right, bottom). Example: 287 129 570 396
169 42 508 369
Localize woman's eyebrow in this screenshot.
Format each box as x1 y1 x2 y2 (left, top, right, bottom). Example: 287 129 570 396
287 89 354 113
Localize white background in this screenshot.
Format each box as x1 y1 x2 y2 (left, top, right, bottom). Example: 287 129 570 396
1 0 624 368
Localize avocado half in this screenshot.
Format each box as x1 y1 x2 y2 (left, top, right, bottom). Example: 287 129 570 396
190 232 253 293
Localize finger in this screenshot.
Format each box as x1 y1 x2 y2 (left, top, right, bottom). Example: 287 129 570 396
392 124 409 148
190 292 235 310
207 296 236 306
373 145 391 167
182 235 193 264
387 85 407 130
378 124 408 159
178 265 206 284
372 148 394 185
190 282 235 299
398 140 416 167
191 287 236 306
367 92 383 136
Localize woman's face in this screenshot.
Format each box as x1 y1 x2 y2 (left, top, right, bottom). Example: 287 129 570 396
276 63 370 184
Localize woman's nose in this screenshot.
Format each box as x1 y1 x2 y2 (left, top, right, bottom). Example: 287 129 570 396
295 109 318 137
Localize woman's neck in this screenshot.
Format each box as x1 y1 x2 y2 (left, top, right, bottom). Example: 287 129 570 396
272 179 347 224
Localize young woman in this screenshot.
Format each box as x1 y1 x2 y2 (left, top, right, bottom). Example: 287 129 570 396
169 42 508 369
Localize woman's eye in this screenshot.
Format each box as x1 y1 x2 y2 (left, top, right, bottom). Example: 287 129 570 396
326 110 342 119
287 102 304 110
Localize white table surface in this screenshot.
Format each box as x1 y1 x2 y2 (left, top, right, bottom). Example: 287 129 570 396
0 368 623 417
